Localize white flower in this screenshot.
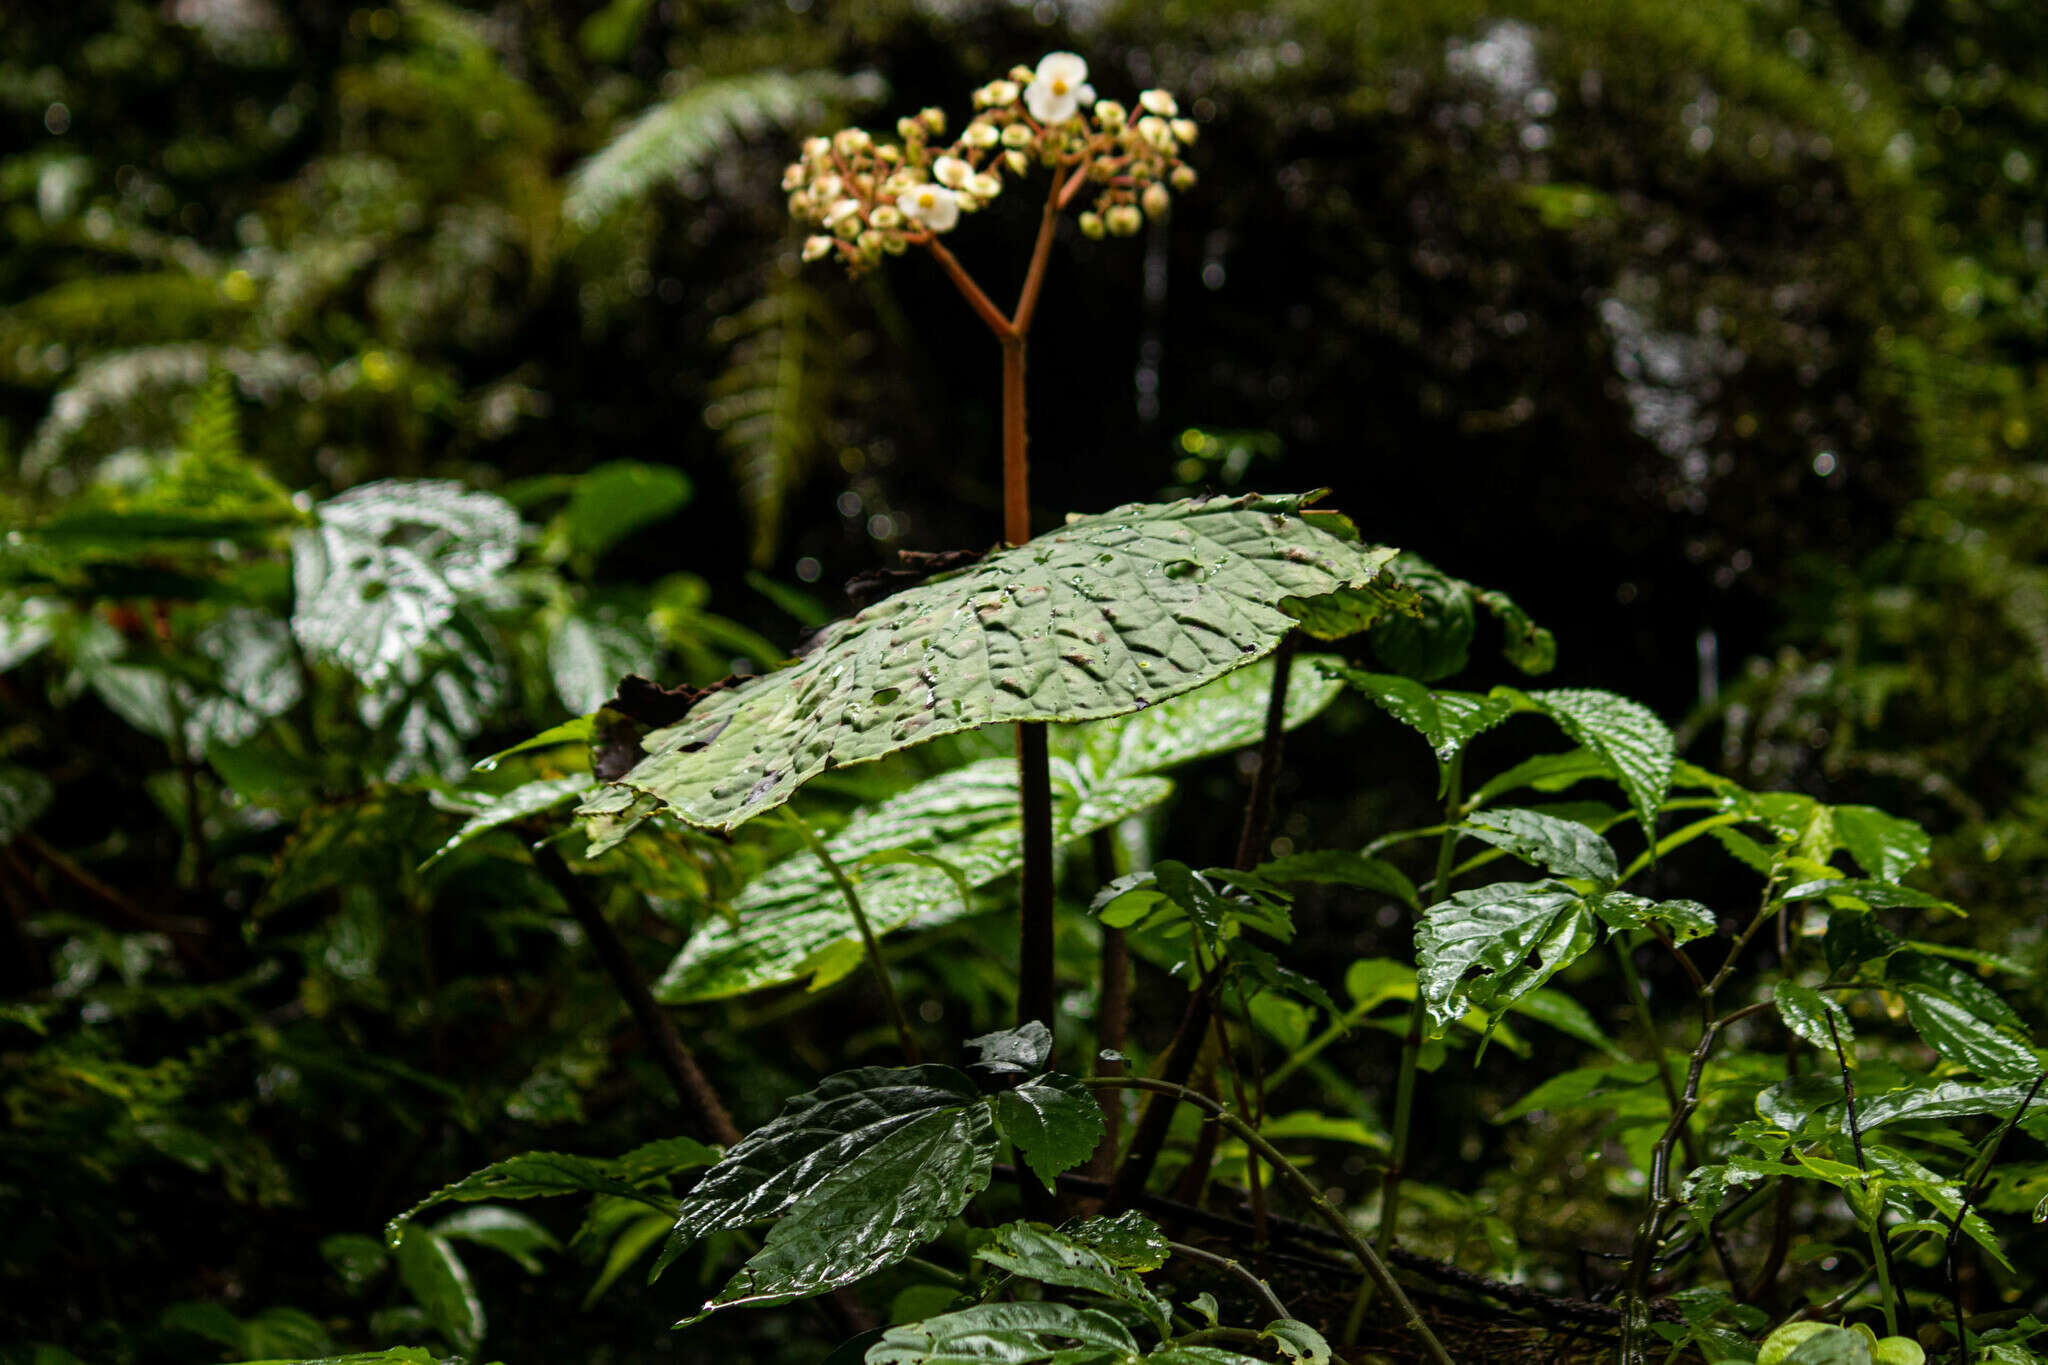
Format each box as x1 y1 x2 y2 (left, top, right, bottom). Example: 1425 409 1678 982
933 155 974 190
802 235 835 262
1025 52 1092 124
824 198 862 226
897 183 960 232
1139 89 1178 118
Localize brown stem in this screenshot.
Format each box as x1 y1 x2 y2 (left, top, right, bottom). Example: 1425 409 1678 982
1011 170 1068 337
532 843 741 1147
1167 1240 1293 1321
1091 833 1129 1179
1108 984 1217 1207
924 237 1013 341
1232 632 1297 873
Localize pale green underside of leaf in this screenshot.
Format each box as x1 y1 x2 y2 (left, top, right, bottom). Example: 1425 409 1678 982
653 655 1341 1003
587 494 1393 833
421 774 594 870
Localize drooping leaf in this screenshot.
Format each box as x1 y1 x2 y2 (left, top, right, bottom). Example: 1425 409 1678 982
1473 586 1557 675
966 1021 1053 1076
1776 983 1855 1055
1326 666 1515 783
430 1205 560 1275
659 1066 995 1318
864 1301 1138 1365
1238 850 1418 909
1854 1080 2041 1131
394 1228 483 1354
1414 881 1599 1034
587 493 1400 834
420 775 594 870
290 479 520 690
1366 554 1475 681
1516 688 1675 841
385 1140 711 1242
1585 892 1717 943
1463 807 1618 883
653 759 1171 1002
1831 806 1932 883
974 1221 1171 1335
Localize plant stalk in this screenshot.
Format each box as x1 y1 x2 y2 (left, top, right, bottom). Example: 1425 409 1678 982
783 813 922 1064
531 843 741 1147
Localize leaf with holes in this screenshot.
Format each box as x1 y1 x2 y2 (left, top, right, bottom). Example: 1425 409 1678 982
864 1302 1138 1365
1415 882 1599 1034
657 1066 994 1319
1463 808 1618 883
653 758 1170 1002
991 1074 1105 1187
586 493 1399 834
975 1221 1170 1335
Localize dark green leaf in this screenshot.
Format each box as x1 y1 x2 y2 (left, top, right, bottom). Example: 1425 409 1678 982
1326 666 1515 783
1884 951 2029 1035
431 1205 560 1274
420 775 594 870
1775 984 1854 1054
1832 806 1932 883
660 1066 994 1318
975 1221 1170 1334
1899 988 2040 1081
1781 879 1960 917
1584 893 1716 943
1242 850 1418 909
992 1075 1104 1187
1415 882 1599 1034
1366 554 1474 681
1464 807 1618 883
385 1141 707 1242
394 1228 483 1354
241 1354 439 1365
554 461 691 561
864 1302 1137 1365
1855 1081 2040 1131
1467 748 1616 808
1473 586 1556 675
589 493 1396 833
1065 1210 1170 1270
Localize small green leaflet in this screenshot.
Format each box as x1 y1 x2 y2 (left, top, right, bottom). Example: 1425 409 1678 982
1831 805 1932 883
385 1138 712 1242
1513 688 1676 842
432 1205 560 1274
992 1074 1105 1186
974 1221 1172 1335
1263 1320 1333 1365
1066 1210 1170 1270
966 1020 1054 1075
1776 983 1854 1055
420 775 595 870
586 492 1398 833
657 1066 995 1320
1463 807 1618 883
1414 881 1597 1036
865 1301 1138 1365
1325 665 1515 790
1584 892 1717 942
1781 878 1962 916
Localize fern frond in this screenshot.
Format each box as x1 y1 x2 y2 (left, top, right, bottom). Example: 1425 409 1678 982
180 371 245 465
563 70 884 229
704 279 846 566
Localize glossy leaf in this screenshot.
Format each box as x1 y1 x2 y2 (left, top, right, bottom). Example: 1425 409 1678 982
1057 652 1343 783
1585 892 1716 943
394 1228 483 1354
1328 665 1515 774
975 1221 1171 1334
420 775 594 870
431 1205 560 1274
1065 1210 1170 1270
1831 805 1932 883
1781 878 1961 916
654 759 1171 1002
590 493 1399 833
1463 807 1618 883
1899 988 2040 1081
992 1075 1104 1186
1854 1080 2041 1131
1776 983 1854 1055
1518 688 1675 841
1415 881 1599 1033
290 480 519 690
1366 554 1474 681
864 1301 1138 1365
385 1139 710 1242
967 1020 1053 1076
659 1066 994 1316
1240 850 1418 909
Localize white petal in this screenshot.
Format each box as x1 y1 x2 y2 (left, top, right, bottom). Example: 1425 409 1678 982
1025 80 1078 124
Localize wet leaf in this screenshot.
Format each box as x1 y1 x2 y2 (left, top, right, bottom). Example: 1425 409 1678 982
1463 807 1618 883
1515 688 1675 842
420 775 594 870
588 493 1397 833
1327 665 1516 790
386 1139 710 1243
1899 988 2040 1081
1776 983 1854 1055
1415 881 1599 1034
1066 1210 1170 1270
966 1020 1053 1075
975 1221 1170 1334
1831 805 1932 883
394 1228 483 1354
991 1075 1106 1187
864 1301 1137 1365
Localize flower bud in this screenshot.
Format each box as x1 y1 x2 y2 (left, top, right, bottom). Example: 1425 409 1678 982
788 191 809 217
782 162 807 191
881 231 909 255
1008 65 1034 84
1093 99 1127 130
1078 211 1106 239
802 235 835 261
881 171 916 199
1000 122 1033 149
813 174 843 200
1136 116 1176 152
1141 182 1171 220
870 205 905 229
834 214 863 239
1106 203 1143 236
1139 89 1178 117
985 79 1020 106
897 117 922 142
1171 119 1198 146
933 155 973 189
920 106 946 134
833 127 871 157
1003 149 1029 175
1171 164 1197 191
970 173 1002 198
963 121 1001 149
955 192 982 213
803 135 830 160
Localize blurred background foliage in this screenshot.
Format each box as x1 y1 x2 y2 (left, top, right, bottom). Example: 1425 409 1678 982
4 0 2048 1359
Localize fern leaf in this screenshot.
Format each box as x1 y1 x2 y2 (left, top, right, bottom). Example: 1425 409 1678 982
704 280 845 566
180 371 245 465
563 70 883 229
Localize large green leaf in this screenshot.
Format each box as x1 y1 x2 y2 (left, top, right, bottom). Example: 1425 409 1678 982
1831 805 1932 883
1414 881 1599 1033
1899 988 2040 1081
1854 1080 2040 1131
865 1302 1138 1365
974 1221 1171 1335
1057 652 1343 783
653 758 1170 1002
659 1066 995 1318
1775 983 1854 1055
586 494 1397 834
990 1074 1105 1187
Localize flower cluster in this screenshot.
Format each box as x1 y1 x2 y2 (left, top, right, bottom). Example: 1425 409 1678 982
784 52 1197 272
